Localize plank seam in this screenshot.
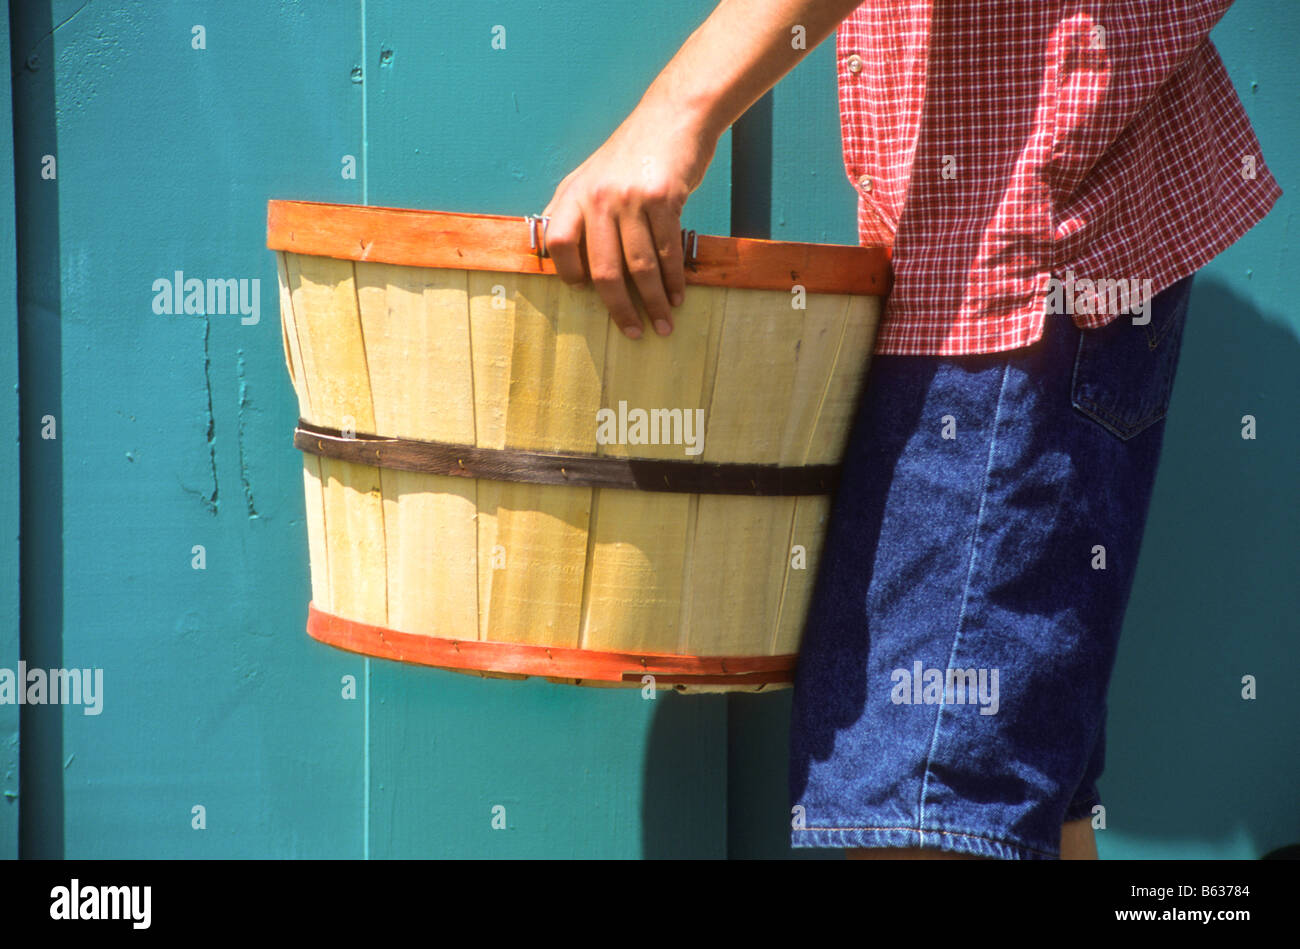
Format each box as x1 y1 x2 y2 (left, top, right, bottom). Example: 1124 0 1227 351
768 295 855 654
350 261 388 628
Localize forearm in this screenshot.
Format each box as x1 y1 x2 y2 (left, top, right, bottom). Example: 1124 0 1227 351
636 0 865 143
543 0 865 337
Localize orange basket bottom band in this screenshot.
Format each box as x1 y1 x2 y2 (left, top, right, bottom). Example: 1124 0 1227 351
305 604 796 686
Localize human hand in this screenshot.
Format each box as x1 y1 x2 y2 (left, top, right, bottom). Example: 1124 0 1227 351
541 104 719 339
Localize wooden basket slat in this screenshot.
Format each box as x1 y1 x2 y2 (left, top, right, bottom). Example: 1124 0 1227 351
674 289 730 653
777 294 856 466
281 257 332 618
503 275 607 453
805 295 882 463
353 262 480 639
579 284 717 655
687 495 797 655
470 276 605 646
769 292 881 654
770 495 831 656
474 479 589 646
285 254 389 628
285 254 375 432
321 457 389 627
698 287 804 462
684 287 805 655
301 454 331 615
277 252 312 419
579 491 694 656
354 263 479 639
379 469 479 639
355 262 476 442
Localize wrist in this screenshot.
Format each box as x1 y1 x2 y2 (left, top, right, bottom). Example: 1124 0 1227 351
634 75 728 150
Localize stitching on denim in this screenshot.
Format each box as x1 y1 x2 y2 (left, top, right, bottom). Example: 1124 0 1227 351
1072 391 1168 439
916 361 1011 847
1071 327 1172 439
1146 275 1193 349
793 824 1057 859
1072 277 1190 438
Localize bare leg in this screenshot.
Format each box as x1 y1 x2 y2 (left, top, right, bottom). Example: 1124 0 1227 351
845 818 1098 860
1060 816 1098 859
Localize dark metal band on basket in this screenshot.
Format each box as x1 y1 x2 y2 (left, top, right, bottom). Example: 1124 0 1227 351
294 419 840 496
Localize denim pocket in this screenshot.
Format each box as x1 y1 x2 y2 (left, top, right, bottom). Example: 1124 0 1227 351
1069 274 1193 440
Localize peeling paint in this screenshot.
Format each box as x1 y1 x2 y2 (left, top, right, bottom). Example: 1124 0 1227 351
200 316 219 514
236 349 258 518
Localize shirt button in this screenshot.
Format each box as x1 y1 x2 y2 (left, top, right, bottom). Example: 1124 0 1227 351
858 174 873 192
847 54 863 74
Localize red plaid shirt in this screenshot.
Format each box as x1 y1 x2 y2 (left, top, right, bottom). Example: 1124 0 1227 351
837 0 1282 355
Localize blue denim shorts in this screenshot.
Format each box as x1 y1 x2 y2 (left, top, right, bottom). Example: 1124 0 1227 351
789 274 1195 859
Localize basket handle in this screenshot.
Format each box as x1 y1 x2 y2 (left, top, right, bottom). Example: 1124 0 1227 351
524 214 698 264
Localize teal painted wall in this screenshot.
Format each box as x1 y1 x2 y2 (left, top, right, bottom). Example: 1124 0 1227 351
6 1 1295 858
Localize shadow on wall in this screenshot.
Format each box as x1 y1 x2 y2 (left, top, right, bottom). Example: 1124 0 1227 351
643 687 846 859
1101 275 1300 859
640 685 845 859
639 691 728 859
13 0 66 859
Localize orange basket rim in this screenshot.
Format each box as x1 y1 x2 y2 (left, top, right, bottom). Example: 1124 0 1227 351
267 198 891 296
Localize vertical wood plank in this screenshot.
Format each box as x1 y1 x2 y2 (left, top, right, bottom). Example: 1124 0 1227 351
354 263 475 442
285 254 376 432
687 288 804 655
320 458 389 627
777 295 855 465
287 255 386 626
770 293 880 654
355 263 479 638
469 274 606 646
581 284 719 655
302 454 332 615
804 295 881 464
277 252 311 419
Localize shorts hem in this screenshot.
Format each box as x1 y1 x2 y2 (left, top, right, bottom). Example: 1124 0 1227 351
791 825 1057 860
1063 795 1101 824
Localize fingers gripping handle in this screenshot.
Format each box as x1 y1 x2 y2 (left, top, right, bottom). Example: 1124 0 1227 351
525 213 698 263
